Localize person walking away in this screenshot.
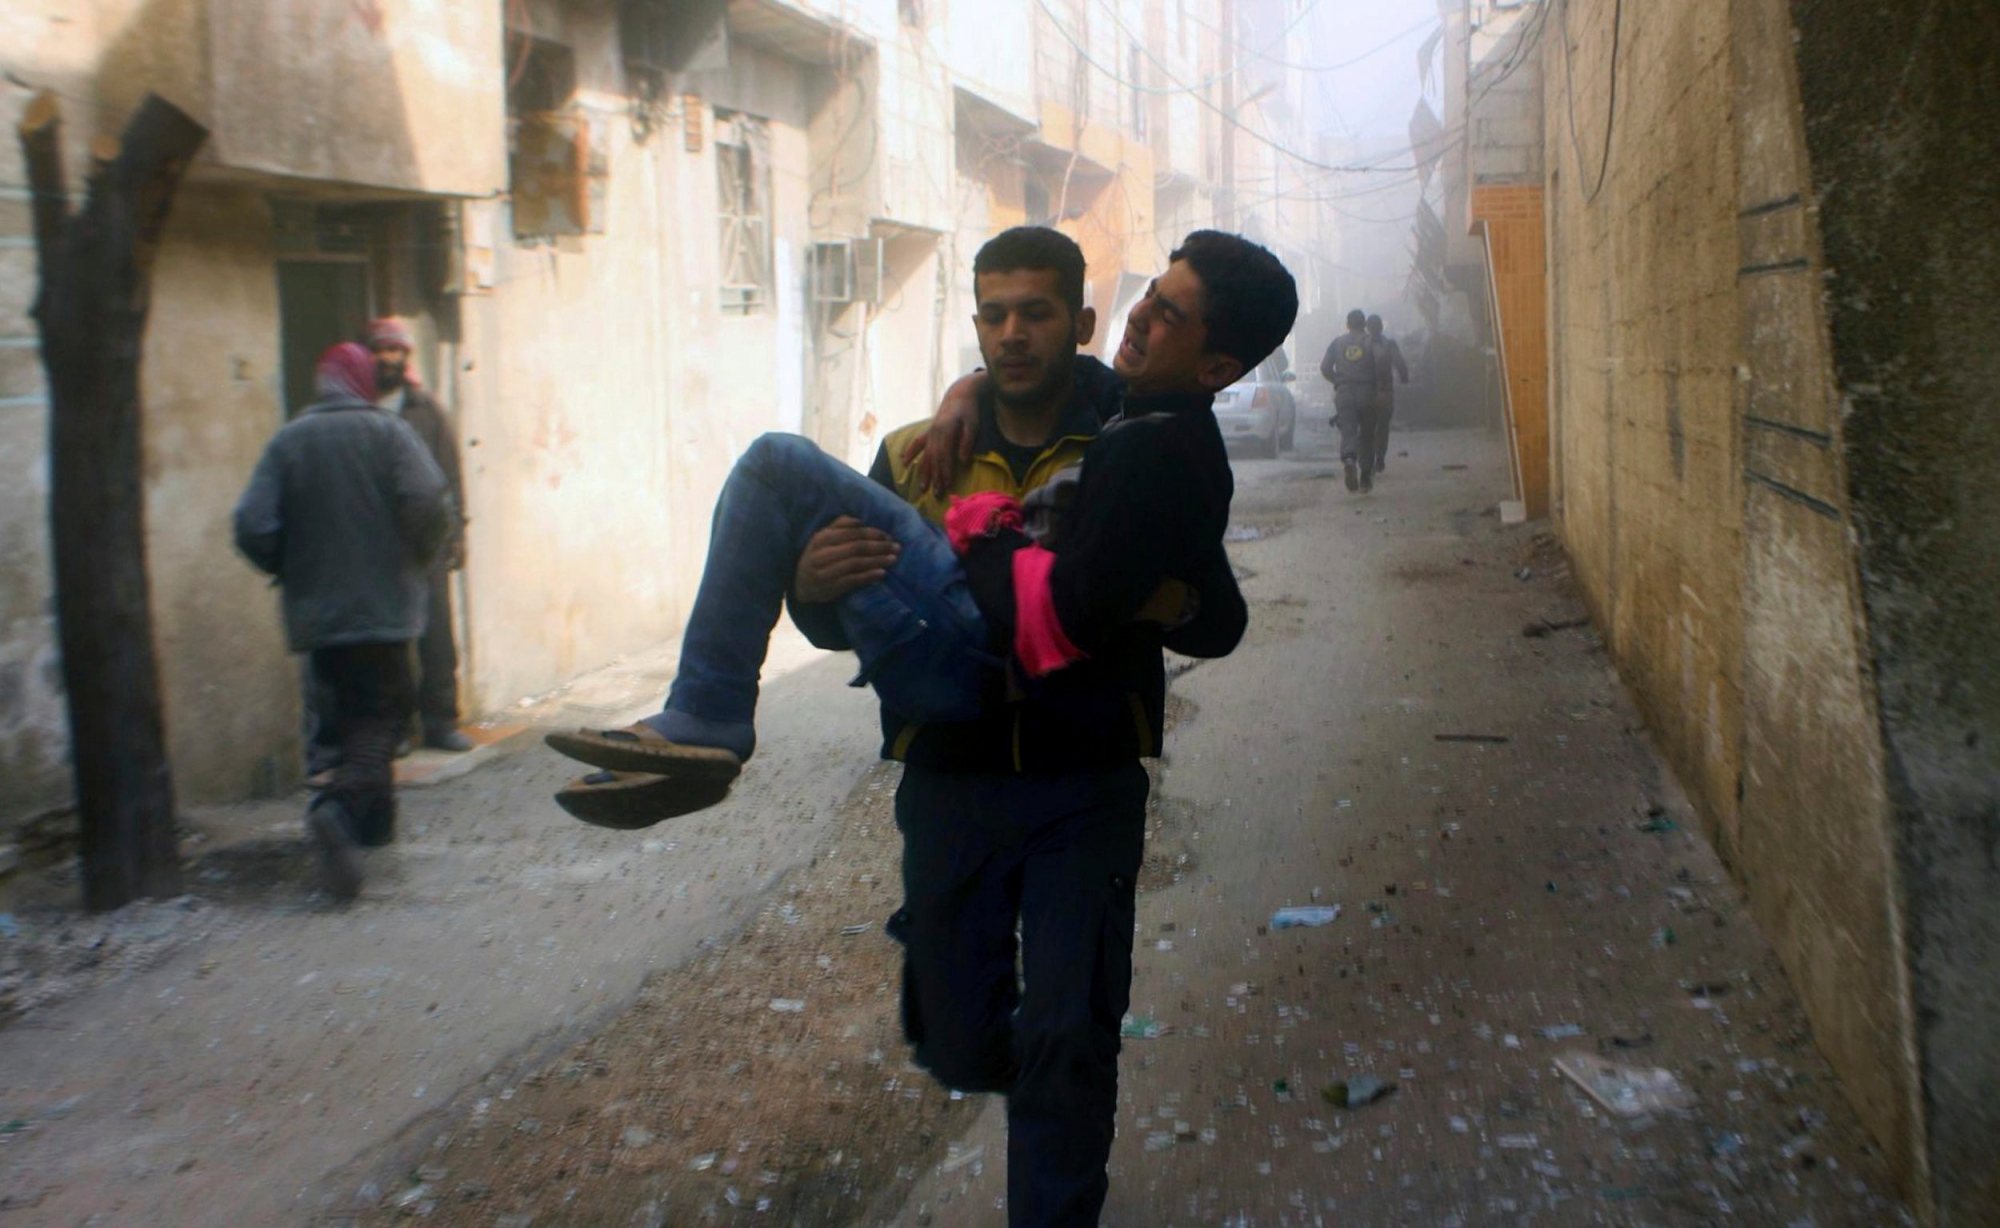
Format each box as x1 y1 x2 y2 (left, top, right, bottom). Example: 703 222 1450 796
1321 309 1383 492
1365 313 1409 474
367 318 472 752
233 343 452 901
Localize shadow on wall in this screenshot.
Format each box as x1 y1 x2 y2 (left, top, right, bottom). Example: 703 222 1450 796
1791 1 2000 1223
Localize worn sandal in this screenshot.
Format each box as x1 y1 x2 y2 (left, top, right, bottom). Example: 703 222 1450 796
554 770 734 829
544 724 742 780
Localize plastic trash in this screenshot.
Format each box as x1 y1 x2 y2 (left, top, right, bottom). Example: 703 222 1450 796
1120 1014 1166 1039
1537 1024 1587 1040
1554 1052 1695 1116
1271 905 1342 929
1321 1075 1395 1108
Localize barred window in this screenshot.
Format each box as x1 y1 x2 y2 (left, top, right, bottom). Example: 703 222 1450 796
716 111 773 315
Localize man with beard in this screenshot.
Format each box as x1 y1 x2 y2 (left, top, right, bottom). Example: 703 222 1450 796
365 318 472 752
548 226 1296 1226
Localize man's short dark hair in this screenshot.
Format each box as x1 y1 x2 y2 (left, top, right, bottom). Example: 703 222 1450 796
1346 309 1367 330
1366 313 1384 330
1167 231 1299 372
974 226 1088 314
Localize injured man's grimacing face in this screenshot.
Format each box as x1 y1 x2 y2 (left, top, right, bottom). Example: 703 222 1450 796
1111 259 1246 397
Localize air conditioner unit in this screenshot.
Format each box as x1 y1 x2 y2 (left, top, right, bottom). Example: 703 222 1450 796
810 238 885 306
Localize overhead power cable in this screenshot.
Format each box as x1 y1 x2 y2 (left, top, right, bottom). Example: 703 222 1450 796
1559 0 1623 205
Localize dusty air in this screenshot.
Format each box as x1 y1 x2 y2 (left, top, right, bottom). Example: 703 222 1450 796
2 1 1992 1225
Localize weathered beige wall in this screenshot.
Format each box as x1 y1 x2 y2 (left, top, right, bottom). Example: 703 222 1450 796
1545 0 1921 1206
0 0 504 827
1545 0 1745 829
140 190 301 803
453 20 815 712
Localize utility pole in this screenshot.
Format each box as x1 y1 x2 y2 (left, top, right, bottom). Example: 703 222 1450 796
17 91 208 910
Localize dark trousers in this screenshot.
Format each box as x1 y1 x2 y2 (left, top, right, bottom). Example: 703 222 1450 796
308 643 413 846
891 761 1150 1228
1334 387 1382 472
415 566 460 731
1374 392 1396 466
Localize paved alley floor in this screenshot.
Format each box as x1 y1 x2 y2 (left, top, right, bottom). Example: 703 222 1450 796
0 426 1914 1227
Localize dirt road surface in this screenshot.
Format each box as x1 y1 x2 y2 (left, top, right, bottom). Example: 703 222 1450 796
0 425 1912 1227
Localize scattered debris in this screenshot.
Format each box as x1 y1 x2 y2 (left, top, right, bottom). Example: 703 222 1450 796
1536 1024 1587 1040
1523 617 1591 638
1120 1014 1167 1040
939 1144 984 1173
1321 1075 1395 1108
839 922 874 936
1554 1052 1696 1116
1636 812 1680 834
1433 733 1510 745
620 1126 656 1148
1652 926 1677 948
1270 905 1342 929
768 998 806 1013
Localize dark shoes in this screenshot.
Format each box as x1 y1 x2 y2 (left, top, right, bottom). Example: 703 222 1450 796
1343 459 1359 491
545 723 744 780
307 801 364 902
554 770 736 829
423 725 475 753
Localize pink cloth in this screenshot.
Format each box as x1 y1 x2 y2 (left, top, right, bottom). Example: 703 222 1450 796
944 491 1024 555
1011 544 1087 678
313 342 378 403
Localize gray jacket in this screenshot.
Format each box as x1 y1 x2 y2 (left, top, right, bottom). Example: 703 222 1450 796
1320 329 1379 391
233 399 453 651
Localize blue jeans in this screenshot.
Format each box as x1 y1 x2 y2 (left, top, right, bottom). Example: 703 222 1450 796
664 433 996 728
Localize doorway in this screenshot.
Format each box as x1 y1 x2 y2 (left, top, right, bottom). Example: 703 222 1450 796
276 260 373 417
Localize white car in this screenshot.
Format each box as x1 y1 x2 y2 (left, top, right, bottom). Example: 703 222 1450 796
1211 356 1298 459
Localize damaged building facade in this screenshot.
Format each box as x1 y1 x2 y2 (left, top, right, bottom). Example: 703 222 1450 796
1 0 1324 827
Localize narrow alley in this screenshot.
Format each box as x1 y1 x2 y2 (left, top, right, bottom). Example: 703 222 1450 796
0 428 1912 1226
4 0 1995 1223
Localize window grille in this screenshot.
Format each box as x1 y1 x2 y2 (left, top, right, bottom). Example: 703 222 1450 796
716 111 773 315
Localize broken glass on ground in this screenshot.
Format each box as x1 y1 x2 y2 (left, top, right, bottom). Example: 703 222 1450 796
1554 1052 1695 1117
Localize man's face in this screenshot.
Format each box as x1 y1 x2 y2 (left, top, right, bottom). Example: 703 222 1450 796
371 344 410 390
1113 261 1243 395
973 268 1094 409
1366 320 1383 337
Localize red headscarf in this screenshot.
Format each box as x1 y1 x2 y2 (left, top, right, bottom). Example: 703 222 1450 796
314 342 378 403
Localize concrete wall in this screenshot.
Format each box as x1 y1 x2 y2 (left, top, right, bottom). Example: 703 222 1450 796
454 19 814 712
1544 0 2000 1217
1784 1 2000 1221
141 191 301 803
